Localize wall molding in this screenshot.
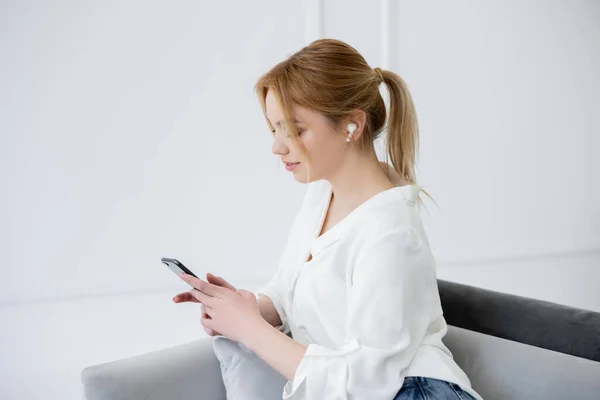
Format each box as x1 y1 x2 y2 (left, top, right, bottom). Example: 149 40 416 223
436 241 600 268
2 242 599 308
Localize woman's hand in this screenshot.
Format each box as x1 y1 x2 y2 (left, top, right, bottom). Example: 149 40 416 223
175 273 263 343
173 273 238 337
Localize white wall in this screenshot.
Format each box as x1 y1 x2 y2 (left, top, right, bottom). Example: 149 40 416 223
1 0 598 398
391 0 600 307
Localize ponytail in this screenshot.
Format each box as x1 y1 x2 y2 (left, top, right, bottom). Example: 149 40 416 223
377 68 438 211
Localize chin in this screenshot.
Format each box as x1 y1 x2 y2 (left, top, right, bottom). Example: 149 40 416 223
292 169 320 184
292 172 309 183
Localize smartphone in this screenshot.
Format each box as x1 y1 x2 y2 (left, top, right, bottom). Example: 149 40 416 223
161 257 206 292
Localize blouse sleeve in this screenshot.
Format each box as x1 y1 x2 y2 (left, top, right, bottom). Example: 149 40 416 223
282 226 436 399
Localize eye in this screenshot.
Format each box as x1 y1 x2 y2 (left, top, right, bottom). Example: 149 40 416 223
286 128 305 138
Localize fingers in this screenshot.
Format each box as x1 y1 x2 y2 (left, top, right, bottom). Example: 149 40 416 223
201 304 218 336
206 273 237 292
201 304 211 318
179 273 224 297
200 305 216 333
172 292 200 303
174 290 218 336
189 288 216 307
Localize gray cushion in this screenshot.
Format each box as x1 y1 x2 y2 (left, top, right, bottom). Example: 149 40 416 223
438 279 600 362
81 338 225 400
443 325 600 400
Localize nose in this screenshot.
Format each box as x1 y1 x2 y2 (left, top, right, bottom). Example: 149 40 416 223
271 133 289 156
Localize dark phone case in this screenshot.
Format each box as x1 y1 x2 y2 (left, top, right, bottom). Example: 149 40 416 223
161 257 199 278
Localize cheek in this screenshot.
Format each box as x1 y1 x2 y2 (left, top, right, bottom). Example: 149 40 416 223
300 129 323 155
287 134 312 161
302 137 338 172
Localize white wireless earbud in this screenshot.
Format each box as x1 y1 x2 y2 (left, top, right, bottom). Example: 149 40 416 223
346 123 358 142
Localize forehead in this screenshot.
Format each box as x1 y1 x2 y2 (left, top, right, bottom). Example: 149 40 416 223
265 90 285 117
265 90 312 126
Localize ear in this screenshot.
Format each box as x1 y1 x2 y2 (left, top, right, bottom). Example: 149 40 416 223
344 109 368 141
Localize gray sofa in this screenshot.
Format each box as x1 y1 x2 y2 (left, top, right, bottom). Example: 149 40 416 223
81 280 600 399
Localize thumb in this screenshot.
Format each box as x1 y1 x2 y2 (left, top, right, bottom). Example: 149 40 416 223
206 273 237 291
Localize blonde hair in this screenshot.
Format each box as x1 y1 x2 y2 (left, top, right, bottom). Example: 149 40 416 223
255 38 437 210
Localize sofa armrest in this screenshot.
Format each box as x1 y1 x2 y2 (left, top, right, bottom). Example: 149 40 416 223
81 337 225 400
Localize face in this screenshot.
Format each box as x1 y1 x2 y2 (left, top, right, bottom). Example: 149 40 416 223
265 89 347 183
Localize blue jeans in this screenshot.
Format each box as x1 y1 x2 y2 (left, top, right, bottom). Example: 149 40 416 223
394 376 477 400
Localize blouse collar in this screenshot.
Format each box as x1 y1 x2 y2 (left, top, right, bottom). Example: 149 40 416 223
307 184 421 258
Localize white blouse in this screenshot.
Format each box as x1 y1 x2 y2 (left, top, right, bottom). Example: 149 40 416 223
256 179 483 400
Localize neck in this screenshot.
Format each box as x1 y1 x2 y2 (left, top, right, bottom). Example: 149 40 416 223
326 148 397 212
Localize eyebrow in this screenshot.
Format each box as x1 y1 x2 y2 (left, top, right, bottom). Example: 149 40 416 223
273 118 302 128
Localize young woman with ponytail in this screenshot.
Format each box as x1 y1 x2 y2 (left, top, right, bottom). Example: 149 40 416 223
173 38 482 399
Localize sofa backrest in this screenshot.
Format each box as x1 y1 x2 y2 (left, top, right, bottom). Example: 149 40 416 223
437 279 600 362
443 325 600 400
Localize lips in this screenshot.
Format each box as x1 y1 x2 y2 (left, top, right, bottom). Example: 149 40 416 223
284 161 300 171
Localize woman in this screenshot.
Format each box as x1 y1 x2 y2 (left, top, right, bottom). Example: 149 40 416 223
173 38 483 400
